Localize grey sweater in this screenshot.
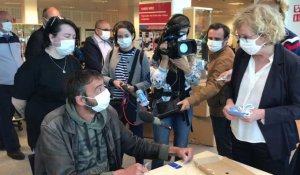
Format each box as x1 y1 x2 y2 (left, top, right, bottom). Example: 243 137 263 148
102 46 150 92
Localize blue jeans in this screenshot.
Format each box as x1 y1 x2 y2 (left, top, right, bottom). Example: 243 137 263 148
151 109 193 169
210 116 232 158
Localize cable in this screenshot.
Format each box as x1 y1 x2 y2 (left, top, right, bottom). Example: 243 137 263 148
121 94 148 126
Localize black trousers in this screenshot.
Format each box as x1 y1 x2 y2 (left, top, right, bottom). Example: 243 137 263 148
232 134 289 175
211 116 232 158
0 85 20 152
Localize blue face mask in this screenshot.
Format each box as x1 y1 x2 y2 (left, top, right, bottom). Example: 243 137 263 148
2 21 13 32
117 37 132 49
55 39 75 56
207 39 223 53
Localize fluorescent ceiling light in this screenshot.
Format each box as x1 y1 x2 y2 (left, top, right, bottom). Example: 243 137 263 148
213 10 223 13
92 0 108 3
4 2 21 5
228 2 244 5
61 6 75 9
106 9 118 12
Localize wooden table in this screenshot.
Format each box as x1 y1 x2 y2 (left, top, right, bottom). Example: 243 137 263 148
146 151 271 175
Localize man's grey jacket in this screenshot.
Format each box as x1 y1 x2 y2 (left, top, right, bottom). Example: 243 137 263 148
35 105 169 175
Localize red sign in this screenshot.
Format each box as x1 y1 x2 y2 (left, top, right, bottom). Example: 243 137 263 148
139 2 171 25
294 5 300 13
293 5 300 22
294 14 300 22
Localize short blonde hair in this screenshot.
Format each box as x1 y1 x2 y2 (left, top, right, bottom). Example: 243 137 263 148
257 0 289 20
233 4 285 45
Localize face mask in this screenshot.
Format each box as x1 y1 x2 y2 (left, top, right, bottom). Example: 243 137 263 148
2 22 13 32
117 37 132 49
84 89 111 113
55 39 75 56
207 39 223 52
239 35 263 55
100 31 110 41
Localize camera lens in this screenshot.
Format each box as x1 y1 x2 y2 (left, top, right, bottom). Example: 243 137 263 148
179 42 188 54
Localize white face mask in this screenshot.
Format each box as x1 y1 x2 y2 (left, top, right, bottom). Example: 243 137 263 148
207 39 223 52
55 39 75 56
2 22 13 32
117 37 132 49
239 35 264 55
100 31 110 41
84 89 111 113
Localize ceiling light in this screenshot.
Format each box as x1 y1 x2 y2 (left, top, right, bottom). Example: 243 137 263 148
92 0 108 3
4 2 21 5
61 6 75 9
228 2 244 5
213 10 223 13
106 9 118 12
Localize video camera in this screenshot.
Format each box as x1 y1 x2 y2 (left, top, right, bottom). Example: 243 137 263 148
154 32 197 60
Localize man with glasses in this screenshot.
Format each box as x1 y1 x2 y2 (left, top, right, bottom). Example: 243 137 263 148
83 20 113 72
25 6 61 61
0 10 24 160
35 69 193 175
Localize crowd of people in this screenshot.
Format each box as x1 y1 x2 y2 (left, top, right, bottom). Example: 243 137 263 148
0 0 300 174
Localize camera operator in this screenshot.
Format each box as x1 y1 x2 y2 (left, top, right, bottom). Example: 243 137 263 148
150 14 201 169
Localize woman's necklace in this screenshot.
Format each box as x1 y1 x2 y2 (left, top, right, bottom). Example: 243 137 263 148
49 55 67 74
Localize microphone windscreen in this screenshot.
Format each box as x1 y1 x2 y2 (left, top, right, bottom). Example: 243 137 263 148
137 111 154 123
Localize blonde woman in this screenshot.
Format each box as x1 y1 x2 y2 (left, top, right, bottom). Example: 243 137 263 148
218 0 300 82
223 4 300 174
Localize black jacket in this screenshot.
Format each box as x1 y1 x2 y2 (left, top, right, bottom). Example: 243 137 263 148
228 44 300 160
83 36 112 72
25 27 45 61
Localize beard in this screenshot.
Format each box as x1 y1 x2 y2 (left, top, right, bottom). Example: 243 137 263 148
85 98 97 114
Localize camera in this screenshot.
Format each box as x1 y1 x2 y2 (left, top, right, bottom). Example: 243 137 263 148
154 33 197 60
165 39 197 59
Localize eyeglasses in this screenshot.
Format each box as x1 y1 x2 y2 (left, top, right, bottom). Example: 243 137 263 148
235 33 259 42
96 28 112 32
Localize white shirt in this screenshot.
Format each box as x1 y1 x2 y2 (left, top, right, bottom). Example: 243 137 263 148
93 34 112 61
231 55 274 143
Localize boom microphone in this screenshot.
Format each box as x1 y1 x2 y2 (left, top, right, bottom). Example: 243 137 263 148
137 111 172 130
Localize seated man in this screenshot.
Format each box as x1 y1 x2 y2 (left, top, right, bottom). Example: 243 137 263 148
34 69 193 175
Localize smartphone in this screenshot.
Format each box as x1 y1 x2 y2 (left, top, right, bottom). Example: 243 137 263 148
168 162 182 169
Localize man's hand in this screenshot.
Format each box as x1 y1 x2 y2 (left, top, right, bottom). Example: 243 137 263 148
223 99 239 120
169 147 193 163
217 69 232 82
113 163 148 175
177 99 190 111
